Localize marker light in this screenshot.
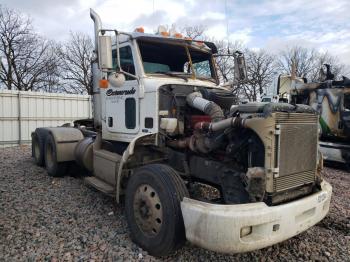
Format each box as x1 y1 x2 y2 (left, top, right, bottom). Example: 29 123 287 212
174 33 183 38
157 25 169 36
135 27 144 33
160 31 170 37
99 79 109 89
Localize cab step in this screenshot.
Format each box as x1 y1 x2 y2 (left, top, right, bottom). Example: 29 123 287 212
84 176 115 196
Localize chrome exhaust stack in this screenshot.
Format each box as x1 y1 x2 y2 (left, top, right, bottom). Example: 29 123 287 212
90 8 102 53
89 8 103 129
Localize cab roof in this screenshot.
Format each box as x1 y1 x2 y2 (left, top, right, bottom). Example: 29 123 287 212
116 32 218 54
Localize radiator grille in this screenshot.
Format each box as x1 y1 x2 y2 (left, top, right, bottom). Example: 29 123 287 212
274 170 315 192
275 113 318 125
273 113 318 192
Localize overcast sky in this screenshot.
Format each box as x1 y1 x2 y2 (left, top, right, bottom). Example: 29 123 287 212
2 0 350 65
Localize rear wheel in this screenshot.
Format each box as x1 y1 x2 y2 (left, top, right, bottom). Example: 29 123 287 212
44 135 69 177
125 164 189 257
32 128 49 166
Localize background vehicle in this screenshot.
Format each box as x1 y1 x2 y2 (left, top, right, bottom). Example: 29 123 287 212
261 94 279 103
275 71 350 166
31 9 332 256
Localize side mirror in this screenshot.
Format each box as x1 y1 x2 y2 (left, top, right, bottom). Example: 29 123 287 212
98 35 112 70
108 72 125 88
234 52 247 82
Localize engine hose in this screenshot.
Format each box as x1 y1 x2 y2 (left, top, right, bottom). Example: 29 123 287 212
183 92 247 153
186 92 224 122
194 117 247 132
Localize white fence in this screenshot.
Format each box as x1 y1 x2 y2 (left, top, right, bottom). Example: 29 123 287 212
0 90 92 148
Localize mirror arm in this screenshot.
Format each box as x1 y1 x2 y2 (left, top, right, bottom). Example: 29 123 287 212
114 30 121 71
98 29 133 72
98 29 143 96
111 30 139 82
119 69 138 80
213 54 235 57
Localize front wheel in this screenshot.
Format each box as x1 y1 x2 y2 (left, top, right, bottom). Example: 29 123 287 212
125 164 189 257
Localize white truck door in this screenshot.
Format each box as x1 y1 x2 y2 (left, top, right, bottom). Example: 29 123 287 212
105 45 139 134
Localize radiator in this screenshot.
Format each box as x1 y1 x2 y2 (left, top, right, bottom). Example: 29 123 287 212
273 113 318 192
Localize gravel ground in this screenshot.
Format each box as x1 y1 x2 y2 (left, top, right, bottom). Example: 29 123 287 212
0 146 349 261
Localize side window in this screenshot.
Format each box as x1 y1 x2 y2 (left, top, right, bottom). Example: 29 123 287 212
112 46 136 80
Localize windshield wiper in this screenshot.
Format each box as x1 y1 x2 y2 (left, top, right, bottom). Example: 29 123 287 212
154 71 189 82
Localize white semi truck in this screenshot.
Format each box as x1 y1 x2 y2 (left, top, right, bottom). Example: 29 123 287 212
31 9 332 256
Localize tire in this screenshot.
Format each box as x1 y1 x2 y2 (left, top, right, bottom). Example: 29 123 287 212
125 164 189 257
44 134 69 177
32 128 49 166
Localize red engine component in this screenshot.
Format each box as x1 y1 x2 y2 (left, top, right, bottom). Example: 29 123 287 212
189 115 211 129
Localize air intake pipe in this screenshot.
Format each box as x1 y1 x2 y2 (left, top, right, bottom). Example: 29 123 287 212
195 116 247 133
168 92 250 153
186 92 224 122
186 92 248 133
173 92 224 153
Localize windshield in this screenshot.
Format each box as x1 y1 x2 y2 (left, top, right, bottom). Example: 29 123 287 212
137 39 216 81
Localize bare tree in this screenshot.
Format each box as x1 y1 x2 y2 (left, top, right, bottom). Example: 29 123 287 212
58 32 93 94
276 46 318 79
0 6 58 91
243 49 276 101
36 42 62 93
181 25 207 40
276 45 348 82
309 51 346 81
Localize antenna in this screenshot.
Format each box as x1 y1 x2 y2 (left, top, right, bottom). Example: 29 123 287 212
224 0 230 54
225 0 229 38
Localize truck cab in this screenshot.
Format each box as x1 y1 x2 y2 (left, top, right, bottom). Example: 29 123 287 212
31 9 332 257
93 28 235 143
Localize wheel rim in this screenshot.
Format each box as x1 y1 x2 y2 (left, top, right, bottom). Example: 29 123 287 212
133 184 163 237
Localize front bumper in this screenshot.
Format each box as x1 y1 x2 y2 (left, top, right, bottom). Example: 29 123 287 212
181 181 332 254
